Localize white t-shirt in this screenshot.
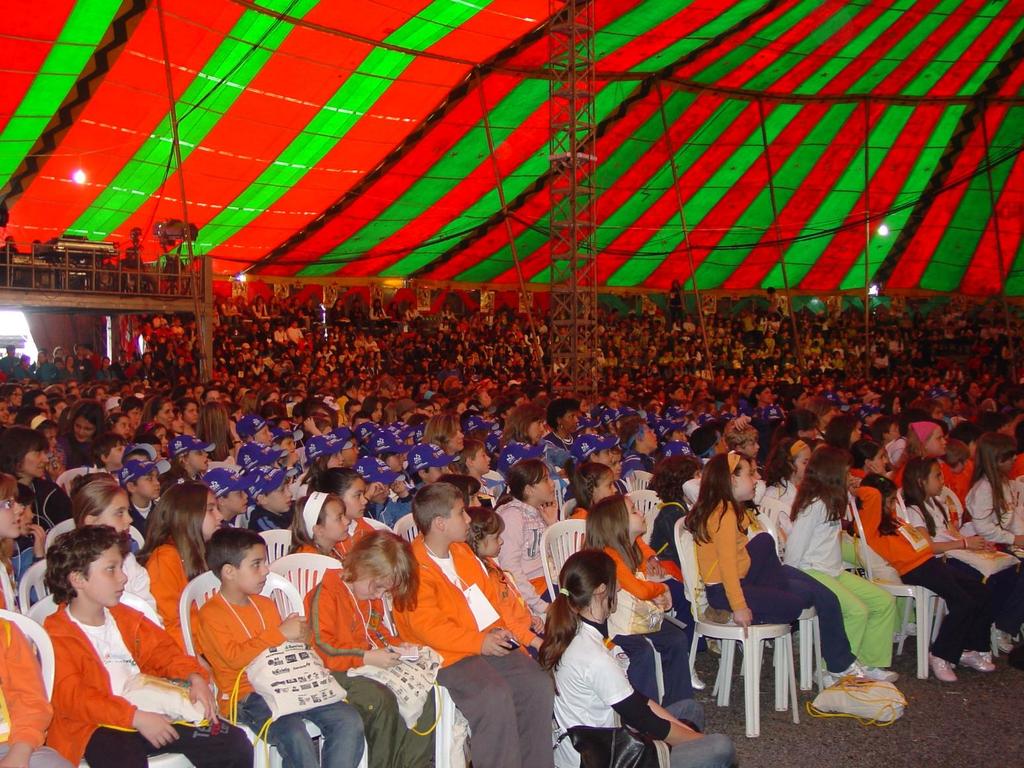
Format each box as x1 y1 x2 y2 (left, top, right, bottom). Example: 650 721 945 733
69 608 140 696
427 550 461 586
553 622 633 768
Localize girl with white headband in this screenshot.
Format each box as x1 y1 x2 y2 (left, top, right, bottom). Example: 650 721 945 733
290 491 350 560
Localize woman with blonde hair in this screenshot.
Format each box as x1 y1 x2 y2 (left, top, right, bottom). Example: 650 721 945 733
422 413 464 455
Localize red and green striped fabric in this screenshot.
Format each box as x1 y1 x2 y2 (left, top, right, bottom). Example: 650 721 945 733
3 0 1023 294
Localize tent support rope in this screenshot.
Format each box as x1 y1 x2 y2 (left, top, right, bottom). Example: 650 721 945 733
863 100 872 378
980 101 1017 381
156 0 210 378
476 71 539 342
656 83 713 378
756 98 805 371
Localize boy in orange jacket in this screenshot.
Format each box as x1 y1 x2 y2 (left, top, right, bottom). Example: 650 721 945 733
42 525 252 768
0 616 71 768
393 483 554 768
197 528 364 768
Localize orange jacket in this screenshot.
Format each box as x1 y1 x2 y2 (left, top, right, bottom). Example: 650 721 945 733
0 619 52 749
856 486 932 576
943 459 974 506
44 603 207 764
294 543 346 562
480 556 538 647
142 543 192 651
393 537 516 667
605 546 668 603
306 568 399 673
196 593 286 717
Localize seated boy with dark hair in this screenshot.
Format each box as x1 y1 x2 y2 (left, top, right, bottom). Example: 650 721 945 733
197 527 365 768
394 483 555 768
43 525 252 768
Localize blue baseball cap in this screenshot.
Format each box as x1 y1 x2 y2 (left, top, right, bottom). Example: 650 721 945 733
575 415 599 431
117 459 169 486
354 422 380 445
271 426 302 444
371 432 410 456
203 467 248 498
661 441 695 459
571 433 620 463
355 456 400 485
168 434 215 458
305 434 344 462
497 441 545 475
462 414 494 434
238 442 286 473
407 443 457 474
330 427 357 448
236 414 269 439
656 419 688 441
124 442 158 462
484 431 501 456
246 468 288 501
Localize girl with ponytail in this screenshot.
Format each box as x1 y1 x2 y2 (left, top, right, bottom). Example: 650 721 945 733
541 551 734 768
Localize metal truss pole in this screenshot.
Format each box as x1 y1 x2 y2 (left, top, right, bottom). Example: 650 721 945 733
548 0 597 394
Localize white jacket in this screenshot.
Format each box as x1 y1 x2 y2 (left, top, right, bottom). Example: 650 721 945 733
783 498 844 577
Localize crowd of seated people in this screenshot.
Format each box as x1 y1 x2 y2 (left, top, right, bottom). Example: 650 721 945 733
0 294 1022 768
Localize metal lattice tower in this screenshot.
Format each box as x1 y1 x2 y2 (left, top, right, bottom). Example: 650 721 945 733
548 0 597 394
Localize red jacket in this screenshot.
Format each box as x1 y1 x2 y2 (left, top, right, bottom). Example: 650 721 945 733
44 603 207 764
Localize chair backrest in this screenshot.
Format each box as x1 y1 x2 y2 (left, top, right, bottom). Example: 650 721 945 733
0 565 15 612
270 553 341 599
672 518 707 621
262 572 306 617
260 529 293 563
18 560 49 612
393 513 418 543
26 595 58 624
44 518 76 552
541 519 587 600
0 609 55 698
846 502 901 584
627 489 662 545
627 470 654 493
364 517 393 533
55 466 92 494
179 571 222 656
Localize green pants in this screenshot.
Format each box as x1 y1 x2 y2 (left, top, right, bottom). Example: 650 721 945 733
335 674 435 768
804 569 898 668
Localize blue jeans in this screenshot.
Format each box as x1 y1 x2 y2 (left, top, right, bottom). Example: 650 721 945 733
664 700 736 768
615 619 694 707
239 693 365 768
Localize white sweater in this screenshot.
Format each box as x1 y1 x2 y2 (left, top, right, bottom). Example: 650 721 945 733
783 499 844 577
965 478 1024 545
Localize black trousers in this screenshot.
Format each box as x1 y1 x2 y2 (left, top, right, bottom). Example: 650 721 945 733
901 558 992 664
83 721 252 768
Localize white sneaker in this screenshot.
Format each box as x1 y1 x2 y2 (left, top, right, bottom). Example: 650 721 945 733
930 654 958 682
959 650 996 672
822 660 867 688
993 628 1014 654
860 665 899 683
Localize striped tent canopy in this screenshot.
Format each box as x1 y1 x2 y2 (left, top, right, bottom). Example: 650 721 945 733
2 0 1023 295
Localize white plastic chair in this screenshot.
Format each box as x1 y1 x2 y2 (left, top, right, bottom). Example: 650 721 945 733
540 519 587 600
18 560 49 611
756 511 823 691
674 519 799 738
628 489 662 545
363 517 393 533
270 554 341 599
0 608 54 696
55 466 92 494
627 470 654 493
44 518 76 552
28 591 163 628
0 565 15 612
263 572 306 618
260 529 293 563
179 571 222 657
848 504 942 680
128 525 145 550
393 513 418 543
